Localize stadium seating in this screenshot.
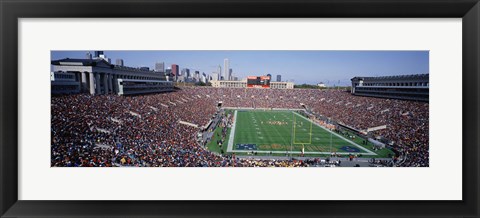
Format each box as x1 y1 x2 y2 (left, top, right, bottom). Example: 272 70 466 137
51 87 428 167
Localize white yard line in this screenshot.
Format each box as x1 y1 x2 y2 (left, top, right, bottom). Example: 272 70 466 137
226 110 237 152
292 111 376 155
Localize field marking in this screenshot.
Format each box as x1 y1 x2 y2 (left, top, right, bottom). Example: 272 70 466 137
292 111 376 155
293 112 313 145
228 110 376 156
230 150 368 155
226 110 237 152
261 110 290 147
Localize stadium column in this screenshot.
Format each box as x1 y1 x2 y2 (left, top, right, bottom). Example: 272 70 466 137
89 72 95 95
112 74 118 94
108 74 113 94
103 73 109 94
81 72 87 93
95 72 101 95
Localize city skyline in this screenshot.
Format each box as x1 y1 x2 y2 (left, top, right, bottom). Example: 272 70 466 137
51 50 429 85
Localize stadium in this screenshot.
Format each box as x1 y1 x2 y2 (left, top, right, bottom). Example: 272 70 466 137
51 54 429 167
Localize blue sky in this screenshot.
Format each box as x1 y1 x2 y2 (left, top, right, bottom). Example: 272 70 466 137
51 50 429 85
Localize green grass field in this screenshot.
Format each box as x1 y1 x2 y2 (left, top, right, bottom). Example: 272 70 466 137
206 110 395 158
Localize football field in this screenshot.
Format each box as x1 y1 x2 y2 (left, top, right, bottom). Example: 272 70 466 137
226 110 378 156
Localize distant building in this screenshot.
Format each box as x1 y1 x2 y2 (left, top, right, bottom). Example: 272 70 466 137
224 59 229 81
171 64 179 80
267 74 272 79
211 80 247 88
115 59 124 66
217 65 222 80
181 68 190 78
229 69 233 80
270 82 294 89
194 71 200 81
276 75 281 82
211 80 294 89
94 51 110 64
211 72 219 81
94 51 104 58
177 75 186 82
165 68 172 79
201 73 207 83
155 62 165 73
351 74 429 102
86 52 92 60
317 82 326 87
139 67 150 71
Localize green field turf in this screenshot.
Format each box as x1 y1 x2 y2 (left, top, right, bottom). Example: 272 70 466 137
228 110 379 156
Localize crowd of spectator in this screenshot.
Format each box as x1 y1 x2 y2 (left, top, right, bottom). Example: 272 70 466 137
51 86 429 167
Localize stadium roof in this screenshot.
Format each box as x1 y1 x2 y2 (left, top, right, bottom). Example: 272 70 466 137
351 74 429 81
51 58 154 72
51 58 113 68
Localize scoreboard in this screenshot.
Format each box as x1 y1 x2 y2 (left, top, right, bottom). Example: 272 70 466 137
247 76 271 88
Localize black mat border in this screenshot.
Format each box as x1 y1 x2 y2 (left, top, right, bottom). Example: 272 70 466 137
0 0 478 217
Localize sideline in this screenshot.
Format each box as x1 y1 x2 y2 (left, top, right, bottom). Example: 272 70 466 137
226 110 237 152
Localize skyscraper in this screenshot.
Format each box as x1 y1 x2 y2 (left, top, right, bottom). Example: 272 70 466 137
217 65 222 80
194 71 200 81
86 52 92 59
229 69 233 81
115 59 124 66
171 64 179 80
224 59 229 81
277 75 281 82
211 72 219 81
155 62 165 73
202 73 207 83
181 68 190 78
267 74 272 79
